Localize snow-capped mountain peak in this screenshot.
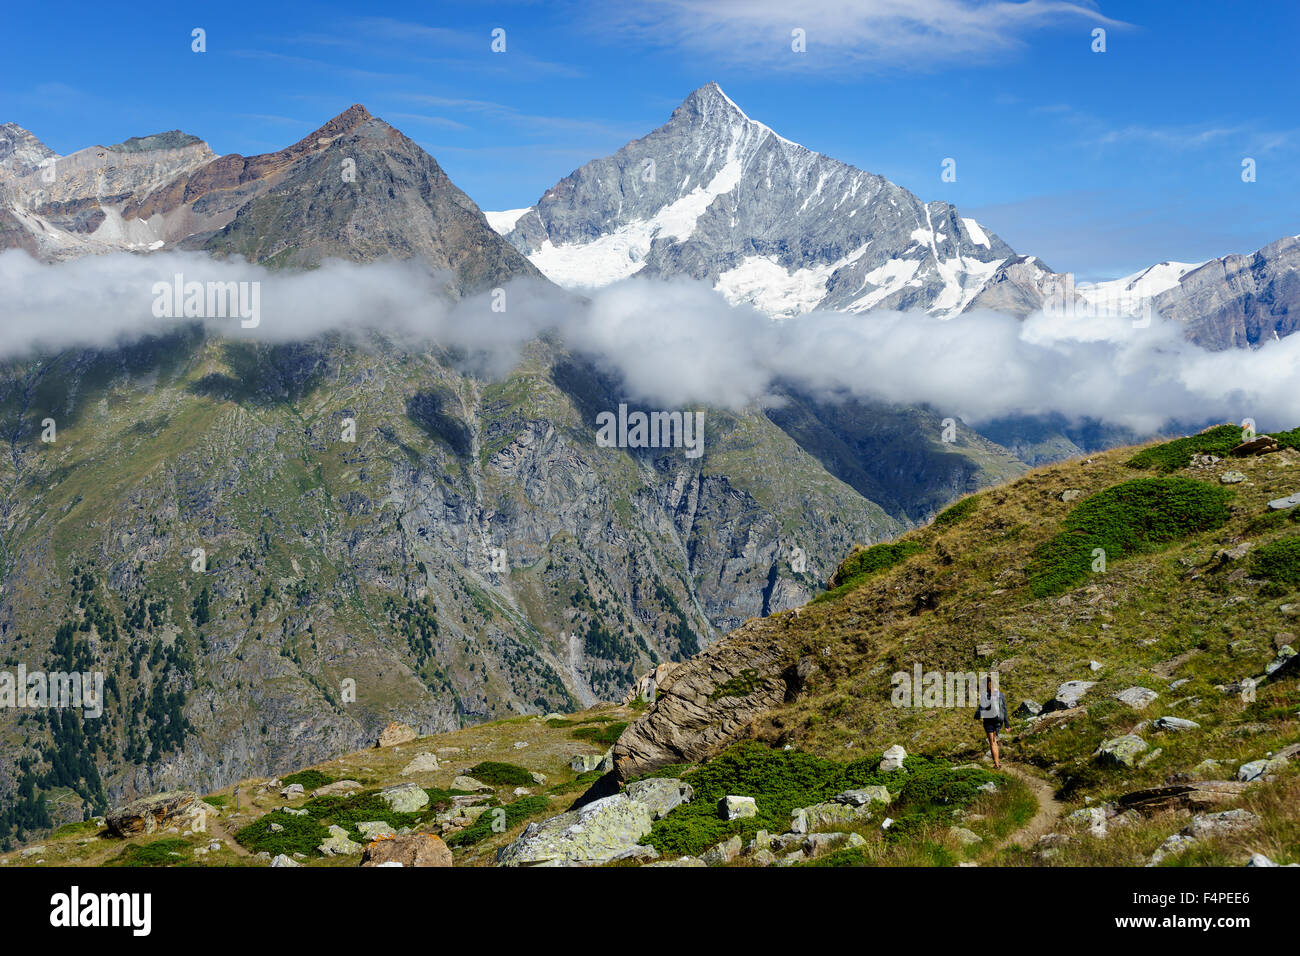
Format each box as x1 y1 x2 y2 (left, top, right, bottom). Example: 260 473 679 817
489 83 1014 318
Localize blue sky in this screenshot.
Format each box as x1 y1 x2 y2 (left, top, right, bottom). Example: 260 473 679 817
4 0 1297 280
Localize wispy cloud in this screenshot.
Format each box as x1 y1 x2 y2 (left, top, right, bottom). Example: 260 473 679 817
5 250 1299 437
591 0 1124 72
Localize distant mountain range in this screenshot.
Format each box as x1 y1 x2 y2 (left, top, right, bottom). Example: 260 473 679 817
487 83 1298 351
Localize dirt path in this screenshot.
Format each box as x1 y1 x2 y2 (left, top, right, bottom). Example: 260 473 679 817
204 812 251 857
999 763 1065 850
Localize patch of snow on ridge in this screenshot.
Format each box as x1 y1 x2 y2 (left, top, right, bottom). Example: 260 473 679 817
962 218 990 248
526 150 745 290
484 208 529 234
1078 261 1203 308
716 244 871 317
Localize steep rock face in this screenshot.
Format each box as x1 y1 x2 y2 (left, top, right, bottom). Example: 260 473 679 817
495 83 1014 318
1152 236 1300 349
612 616 797 782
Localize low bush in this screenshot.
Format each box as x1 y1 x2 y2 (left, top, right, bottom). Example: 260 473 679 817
571 722 627 746
643 742 994 858
815 540 924 604
1028 477 1234 597
1250 535 1300 586
1125 425 1242 472
105 837 193 867
466 761 534 787
280 769 333 790
445 796 550 848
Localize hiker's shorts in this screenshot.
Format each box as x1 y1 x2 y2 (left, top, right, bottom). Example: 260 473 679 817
982 718 1002 735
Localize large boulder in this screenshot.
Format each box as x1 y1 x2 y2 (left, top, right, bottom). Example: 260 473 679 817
718 795 757 820
879 745 907 772
625 778 693 819
401 753 441 775
451 775 494 793
377 721 418 748
497 794 654 866
106 790 200 837
611 623 795 782
361 832 453 867
378 783 430 813
1095 735 1149 767
311 780 361 797
1153 716 1200 732
1114 687 1159 710
791 802 874 834
1046 680 1096 712
318 825 362 856
832 786 891 807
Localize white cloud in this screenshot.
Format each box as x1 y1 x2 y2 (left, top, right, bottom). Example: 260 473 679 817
595 0 1123 71
3 249 1297 436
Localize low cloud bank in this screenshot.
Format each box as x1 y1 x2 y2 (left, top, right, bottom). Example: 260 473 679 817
3 249 1297 434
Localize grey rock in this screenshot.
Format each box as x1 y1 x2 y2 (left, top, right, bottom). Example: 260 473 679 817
879 745 908 772
1153 716 1200 732
1095 735 1149 767
718 795 757 820
379 783 431 813
318 825 362 857
625 778 694 819
831 786 891 807
702 835 743 866
270 854 301 867
1115 687 1159 710
497 794 653 867
1047 680 1096 711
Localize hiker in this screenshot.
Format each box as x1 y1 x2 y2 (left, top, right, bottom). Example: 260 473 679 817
975 674 1009 769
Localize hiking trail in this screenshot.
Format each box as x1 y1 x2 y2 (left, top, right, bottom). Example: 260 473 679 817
999 763 1065 850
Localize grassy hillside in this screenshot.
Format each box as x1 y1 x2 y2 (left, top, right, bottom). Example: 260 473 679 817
5 425 1297 867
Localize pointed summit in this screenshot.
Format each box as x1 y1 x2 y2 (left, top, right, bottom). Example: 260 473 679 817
283 104 376 156
671 82 752 130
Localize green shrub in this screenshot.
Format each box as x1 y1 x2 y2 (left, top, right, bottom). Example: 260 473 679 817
280 769 333 790
815 540 924 604
1125 425 1242 472
571 721 628 746
445 796 550 848
466 761 534 786
643 743 993 858
105 837 194 867
234 811 329 857
1250 535 1300 586
1028 477 1234 597
933 495 980 527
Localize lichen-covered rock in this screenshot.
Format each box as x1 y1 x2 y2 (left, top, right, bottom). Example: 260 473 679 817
378 783 430 813
1095 735 1149 766
879 745 907 772
105 790 200 837
496 794 654 867
718 795 757 820
318 825 362 856
833 786 891 807
625 778 693 819
1114 687 1159 710
791 801 875 834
